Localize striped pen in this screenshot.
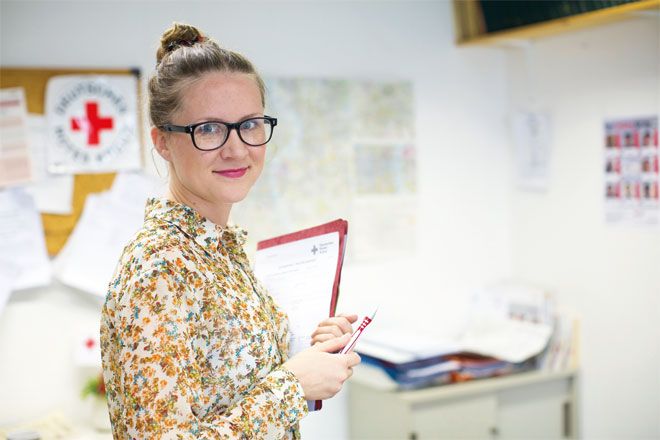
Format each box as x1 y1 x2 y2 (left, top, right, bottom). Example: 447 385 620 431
340 308 378 354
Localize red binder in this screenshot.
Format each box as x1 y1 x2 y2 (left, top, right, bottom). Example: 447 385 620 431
257 219 349 410
257 219 348 318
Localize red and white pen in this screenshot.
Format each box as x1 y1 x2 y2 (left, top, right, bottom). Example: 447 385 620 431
340 308 378 354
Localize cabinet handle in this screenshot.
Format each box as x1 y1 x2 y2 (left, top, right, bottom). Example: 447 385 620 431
408 432 418 440
489 426 499 438
563 401 572 438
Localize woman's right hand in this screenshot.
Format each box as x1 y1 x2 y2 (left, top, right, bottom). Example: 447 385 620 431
283 333 361 401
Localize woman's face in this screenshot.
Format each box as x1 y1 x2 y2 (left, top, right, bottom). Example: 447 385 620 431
154 71 266 209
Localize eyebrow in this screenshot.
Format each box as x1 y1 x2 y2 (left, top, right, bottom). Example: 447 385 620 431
192 113 264 124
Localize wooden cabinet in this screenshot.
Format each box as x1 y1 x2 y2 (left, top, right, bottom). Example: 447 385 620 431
453 0 660 46
348 368 578 439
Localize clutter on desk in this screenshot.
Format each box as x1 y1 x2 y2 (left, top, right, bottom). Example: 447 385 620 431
356 282 578 389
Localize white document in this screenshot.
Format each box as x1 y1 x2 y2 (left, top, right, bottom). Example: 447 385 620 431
512 111 552 191
253 232 339 356
359 282 554 365
459 316 552 363
74 329 102 367
0 188 52 290
54 172 163 297
0 259 20 316
45 75 141 174
0 87 33 187
23 115 74 214
360 318 550 365
359 321 463 364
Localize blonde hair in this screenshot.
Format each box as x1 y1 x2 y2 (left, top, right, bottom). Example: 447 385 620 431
148 22 266 128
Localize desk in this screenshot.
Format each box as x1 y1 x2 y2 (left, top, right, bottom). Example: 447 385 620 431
348 367 579 439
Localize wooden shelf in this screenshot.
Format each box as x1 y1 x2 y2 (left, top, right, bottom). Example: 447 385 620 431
454 0 660 47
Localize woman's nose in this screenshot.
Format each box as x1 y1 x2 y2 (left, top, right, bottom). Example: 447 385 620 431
219 129 249 160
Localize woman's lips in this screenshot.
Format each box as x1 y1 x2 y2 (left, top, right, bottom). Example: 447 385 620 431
214 167 248 178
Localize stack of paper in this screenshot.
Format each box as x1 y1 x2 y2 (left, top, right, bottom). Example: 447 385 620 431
356 282 556 388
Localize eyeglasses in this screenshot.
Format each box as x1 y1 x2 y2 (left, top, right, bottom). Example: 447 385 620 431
159 116 277 151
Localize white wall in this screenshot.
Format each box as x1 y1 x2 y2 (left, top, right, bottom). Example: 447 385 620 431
505 17 660 439
3 1 659 439
0 1 512 438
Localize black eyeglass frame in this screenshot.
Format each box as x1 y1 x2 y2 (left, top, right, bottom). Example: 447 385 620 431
159 115 278 151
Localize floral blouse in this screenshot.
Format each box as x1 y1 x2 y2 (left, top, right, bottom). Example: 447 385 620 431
100 198 308 439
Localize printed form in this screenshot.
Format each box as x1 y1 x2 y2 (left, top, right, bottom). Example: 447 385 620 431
253 231 340 357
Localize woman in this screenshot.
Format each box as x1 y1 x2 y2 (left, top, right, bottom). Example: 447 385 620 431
100 23 361 439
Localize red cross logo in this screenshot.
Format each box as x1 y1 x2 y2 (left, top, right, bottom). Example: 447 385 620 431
70 101 114 146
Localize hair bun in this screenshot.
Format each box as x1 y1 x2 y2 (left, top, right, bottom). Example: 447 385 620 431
156 22 206 64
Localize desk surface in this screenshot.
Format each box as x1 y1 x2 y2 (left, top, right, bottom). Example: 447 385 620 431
351 364 578 403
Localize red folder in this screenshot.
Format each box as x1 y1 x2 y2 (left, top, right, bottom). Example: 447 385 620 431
257 219 349 410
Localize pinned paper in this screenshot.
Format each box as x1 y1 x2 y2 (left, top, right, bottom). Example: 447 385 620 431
0 259 20 316
511 111 552 191
0 87 33 187
23 115 74 214
45 75 141 174
54 172 163 297
0 188 51 291
74 331 102 367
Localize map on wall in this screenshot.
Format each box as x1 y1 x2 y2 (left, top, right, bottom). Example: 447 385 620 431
231 78 417 261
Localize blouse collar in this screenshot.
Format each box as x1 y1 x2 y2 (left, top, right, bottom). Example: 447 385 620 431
144 197 248 254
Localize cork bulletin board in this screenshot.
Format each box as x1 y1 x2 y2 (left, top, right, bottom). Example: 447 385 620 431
0 67 142 255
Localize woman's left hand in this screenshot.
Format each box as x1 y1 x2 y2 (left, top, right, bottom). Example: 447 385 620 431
311 313 358 346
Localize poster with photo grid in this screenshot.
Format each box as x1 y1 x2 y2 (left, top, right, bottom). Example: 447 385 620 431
604 116 659 225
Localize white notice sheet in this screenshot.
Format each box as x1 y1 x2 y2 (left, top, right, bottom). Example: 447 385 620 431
0 88 33 187
24 115 74 214
0 188 52 290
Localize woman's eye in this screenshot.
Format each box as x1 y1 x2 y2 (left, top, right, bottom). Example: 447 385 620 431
241 119 262 131
198 123 220 134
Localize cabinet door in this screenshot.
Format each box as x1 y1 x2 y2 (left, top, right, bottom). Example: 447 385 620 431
410 395 498 439
348 383 412 439
497 379 571 439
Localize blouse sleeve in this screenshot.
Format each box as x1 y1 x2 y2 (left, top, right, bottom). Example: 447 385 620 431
107 253 308 439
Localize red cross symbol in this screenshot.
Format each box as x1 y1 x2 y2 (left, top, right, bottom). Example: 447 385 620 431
70 101 114 146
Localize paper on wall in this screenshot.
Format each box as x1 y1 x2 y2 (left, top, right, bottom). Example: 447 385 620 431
0 188 52 290
512 111 552 191
23 115 74 214
74 330 102 367
0 259 20 316
0 87 33 187
604 116 659 226
45 75 141 174
53 172 163 297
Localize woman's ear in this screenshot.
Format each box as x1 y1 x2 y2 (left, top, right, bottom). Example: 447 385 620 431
151 126 172 162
